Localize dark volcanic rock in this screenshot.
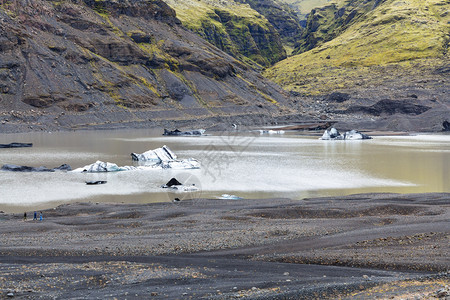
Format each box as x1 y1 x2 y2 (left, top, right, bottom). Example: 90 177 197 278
0 143 32 148
239 0 303 48
346 99 431 116
1 164 72 172
163 129 204 136
443 121 450 131
185 6 287 67
324 92 350 103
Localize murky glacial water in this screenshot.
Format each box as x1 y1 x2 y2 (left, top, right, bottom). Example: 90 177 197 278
0 129 449 212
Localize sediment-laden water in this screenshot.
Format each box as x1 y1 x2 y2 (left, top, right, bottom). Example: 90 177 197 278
0 129 449 212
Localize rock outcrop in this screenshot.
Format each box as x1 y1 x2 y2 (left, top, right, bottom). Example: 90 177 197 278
164 0 287 67
237 0 303 53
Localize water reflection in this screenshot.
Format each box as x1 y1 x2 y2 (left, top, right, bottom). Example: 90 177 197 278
0 130 449 212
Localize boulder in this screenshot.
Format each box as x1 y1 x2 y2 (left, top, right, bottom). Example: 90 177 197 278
324 92 350 103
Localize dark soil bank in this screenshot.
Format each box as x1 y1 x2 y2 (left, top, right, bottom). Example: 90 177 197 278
0 193 448 299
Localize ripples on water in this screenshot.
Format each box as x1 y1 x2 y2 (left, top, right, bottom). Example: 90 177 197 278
0 129 449 212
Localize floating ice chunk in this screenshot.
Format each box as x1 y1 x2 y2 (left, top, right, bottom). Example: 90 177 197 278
344 130 372 140
320 127 344 140
160 158 200 169
73 145 200 172
131 145 177 162
72 161 139 172
161 177 199 192
163 185 199 192
218 194 242 200
320 128 371 140
163 129 205 136
258 130 285 135
132 145 199 169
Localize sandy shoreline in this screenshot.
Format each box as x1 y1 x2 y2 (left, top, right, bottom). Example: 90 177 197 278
0 193 448 299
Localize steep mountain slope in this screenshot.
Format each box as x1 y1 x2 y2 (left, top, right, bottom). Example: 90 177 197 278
279 0 331 21
266 0 449 93
292 0 393 54
163 0 287 67
0 0 294 132
265 0 449 131
236 0 303 55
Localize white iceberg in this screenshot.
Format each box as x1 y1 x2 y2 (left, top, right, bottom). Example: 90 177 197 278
72 161 142 172
159 159 200 169
72 146 200 172
320 127 344 140
217 194 243 200
344 129 372 140
258 130 285 135
131 145 176 163
72 161 139 172
320 128 371 140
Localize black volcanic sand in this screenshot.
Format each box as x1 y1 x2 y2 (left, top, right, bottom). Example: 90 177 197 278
0 193 448 299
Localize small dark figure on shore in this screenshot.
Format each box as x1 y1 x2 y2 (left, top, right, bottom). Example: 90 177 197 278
33 211 37 220
23 212 27 221
39 212 43 221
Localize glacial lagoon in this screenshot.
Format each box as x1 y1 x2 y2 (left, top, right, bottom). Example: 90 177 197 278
0 129 449 212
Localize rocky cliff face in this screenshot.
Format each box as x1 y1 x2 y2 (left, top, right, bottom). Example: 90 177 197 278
236 0 303 55
292 0 384 54
163 0 287 67
278 0 331 21
0 0 294 132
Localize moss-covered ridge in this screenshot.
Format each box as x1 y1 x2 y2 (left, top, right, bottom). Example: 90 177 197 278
292 0 390 54
264 0 450 95
163 0 287 67
235 0 303 55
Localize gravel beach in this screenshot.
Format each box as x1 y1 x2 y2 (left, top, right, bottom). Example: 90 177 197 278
0 193 448 299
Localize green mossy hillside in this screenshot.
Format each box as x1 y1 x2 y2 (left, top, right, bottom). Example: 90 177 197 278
235 0 303 55
292 0 390 54
164 0 287 67
264 0 450 95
